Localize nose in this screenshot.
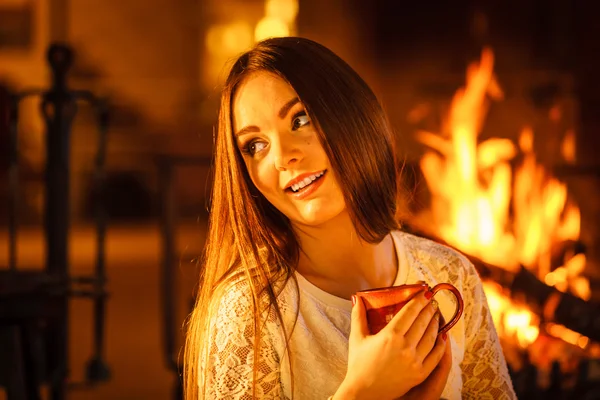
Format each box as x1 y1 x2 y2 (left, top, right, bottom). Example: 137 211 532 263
272 136 303 171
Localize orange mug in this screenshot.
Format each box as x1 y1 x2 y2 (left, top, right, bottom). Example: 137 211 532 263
355 282 463 335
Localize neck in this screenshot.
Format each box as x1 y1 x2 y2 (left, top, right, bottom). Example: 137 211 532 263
293 210 397 299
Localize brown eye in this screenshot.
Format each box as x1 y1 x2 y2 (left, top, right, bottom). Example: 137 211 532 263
292 111 310 131
243 139 267 156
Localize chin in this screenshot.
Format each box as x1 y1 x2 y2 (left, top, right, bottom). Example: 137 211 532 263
293 202 345 227
296 214 329 227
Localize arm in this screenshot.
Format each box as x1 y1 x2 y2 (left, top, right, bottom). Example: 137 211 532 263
459 259 517 400
200 284 283 399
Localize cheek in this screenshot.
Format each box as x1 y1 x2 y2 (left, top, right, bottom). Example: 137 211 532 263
247 161 278 195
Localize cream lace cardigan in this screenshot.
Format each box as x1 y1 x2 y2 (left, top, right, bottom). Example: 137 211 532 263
200 231 517 399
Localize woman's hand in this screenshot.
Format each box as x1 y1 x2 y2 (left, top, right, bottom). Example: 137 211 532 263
334 291 447 400
399 332 452 400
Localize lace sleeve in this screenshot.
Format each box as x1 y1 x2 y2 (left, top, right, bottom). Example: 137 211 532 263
459 258 517 400
200 283 284 399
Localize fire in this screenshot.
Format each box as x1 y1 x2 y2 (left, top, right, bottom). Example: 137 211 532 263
417 48 518 270
483 281 540 348
513 126 584 281
413 48 589 349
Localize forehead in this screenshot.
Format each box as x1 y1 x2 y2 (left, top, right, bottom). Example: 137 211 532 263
232 72 298 129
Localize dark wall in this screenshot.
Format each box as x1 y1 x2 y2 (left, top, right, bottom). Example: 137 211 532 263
573 2 600 164
364 0 576 71
353 0 597 158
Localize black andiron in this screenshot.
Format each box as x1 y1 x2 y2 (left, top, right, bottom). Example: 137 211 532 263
0 43 110 400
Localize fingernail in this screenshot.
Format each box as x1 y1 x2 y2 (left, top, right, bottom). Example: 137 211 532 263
351 295 356 306
441 332 447 341
424 291 433 300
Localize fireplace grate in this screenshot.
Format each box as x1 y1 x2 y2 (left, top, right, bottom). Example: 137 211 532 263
510 359 600 399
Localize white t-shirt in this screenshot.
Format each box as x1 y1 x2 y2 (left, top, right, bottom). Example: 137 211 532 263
202 231 516 399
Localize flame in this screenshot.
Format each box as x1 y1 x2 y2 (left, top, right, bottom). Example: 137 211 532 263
483 281 540 347
545 253 590 300
415 48 589 349
545 323 589 349
417 48 518 269
561 129 577 163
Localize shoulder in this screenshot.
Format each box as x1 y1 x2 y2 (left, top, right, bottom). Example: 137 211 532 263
393 230 472 268
208 272 290 336
206 276 254 339
210 274 263 321
392 230 479 284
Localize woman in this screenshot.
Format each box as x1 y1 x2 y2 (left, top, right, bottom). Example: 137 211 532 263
184 37 516 400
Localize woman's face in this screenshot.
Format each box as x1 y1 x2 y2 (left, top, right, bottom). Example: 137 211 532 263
232 71 346 227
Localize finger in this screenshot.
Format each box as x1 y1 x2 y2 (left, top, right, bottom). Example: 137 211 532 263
414 310 440 358
421 334 447 374
442 338 452 363
405 299 438 346
349 295 369 344
432 340 452 376
423 340 452 397
384 290 431 336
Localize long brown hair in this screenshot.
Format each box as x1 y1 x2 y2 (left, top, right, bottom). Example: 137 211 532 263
184 36 400 399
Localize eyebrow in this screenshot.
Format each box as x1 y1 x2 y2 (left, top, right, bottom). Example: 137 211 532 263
234 97 301 138
278 97 300 119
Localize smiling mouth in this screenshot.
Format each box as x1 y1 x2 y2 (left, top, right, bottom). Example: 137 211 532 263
286 170 327 193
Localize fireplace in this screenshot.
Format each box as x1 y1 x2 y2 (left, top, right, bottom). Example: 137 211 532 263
390 46 600 397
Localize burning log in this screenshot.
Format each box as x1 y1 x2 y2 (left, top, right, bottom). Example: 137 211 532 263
402 224 600 342
512 267 600 342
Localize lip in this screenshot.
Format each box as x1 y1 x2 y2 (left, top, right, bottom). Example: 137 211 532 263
284 170 327 190
287 172 327 200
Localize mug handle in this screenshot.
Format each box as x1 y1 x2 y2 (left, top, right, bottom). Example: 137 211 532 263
430 283 464 335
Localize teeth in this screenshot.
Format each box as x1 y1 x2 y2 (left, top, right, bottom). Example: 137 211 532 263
290 171 324 192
